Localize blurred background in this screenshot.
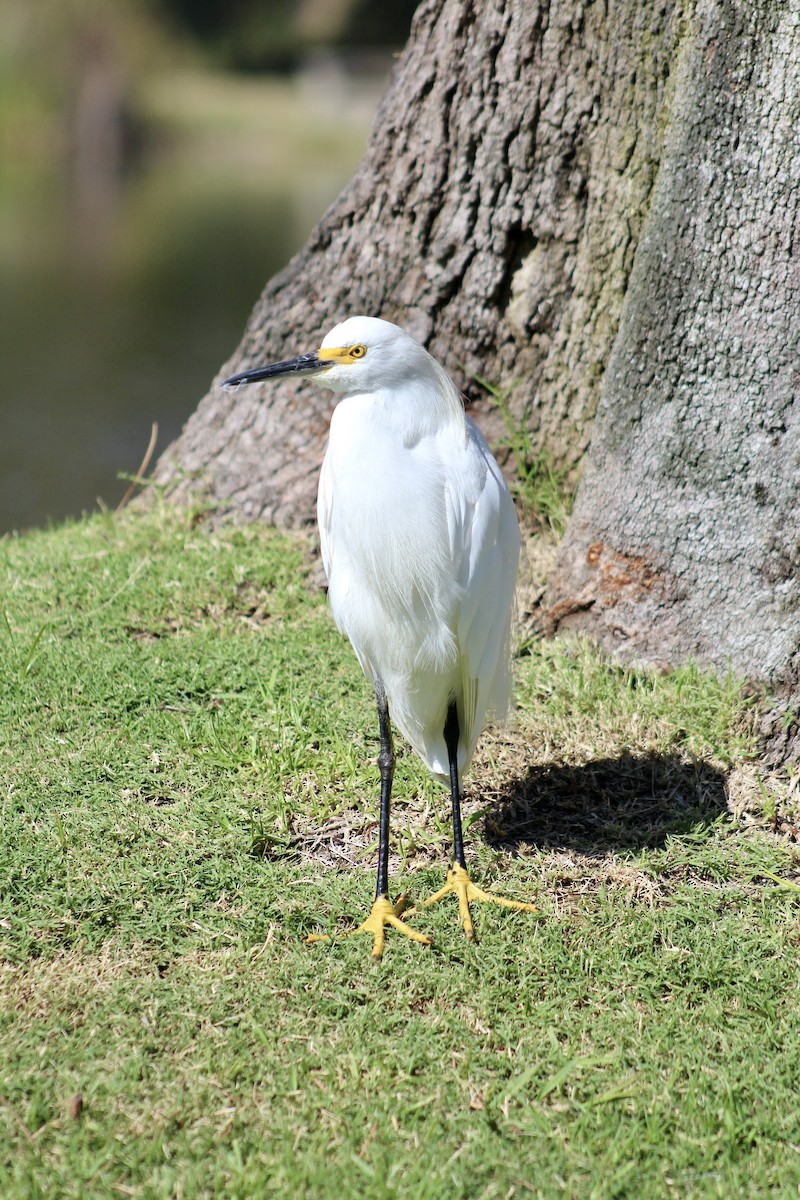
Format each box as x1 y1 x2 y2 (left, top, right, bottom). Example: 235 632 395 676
0 0 418 534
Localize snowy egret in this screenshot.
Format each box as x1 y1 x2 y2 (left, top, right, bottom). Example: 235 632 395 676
223 316 536 957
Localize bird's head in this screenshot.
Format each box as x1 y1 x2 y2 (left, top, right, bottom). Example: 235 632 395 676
222 316 438 396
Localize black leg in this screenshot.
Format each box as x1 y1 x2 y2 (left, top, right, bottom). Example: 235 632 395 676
444 700 467 869
374 678 395 900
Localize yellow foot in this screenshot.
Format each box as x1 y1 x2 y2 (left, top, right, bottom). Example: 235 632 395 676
418 863 538 941
305 895 432 961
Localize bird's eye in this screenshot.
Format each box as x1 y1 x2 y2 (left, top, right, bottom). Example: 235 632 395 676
350 344 367 359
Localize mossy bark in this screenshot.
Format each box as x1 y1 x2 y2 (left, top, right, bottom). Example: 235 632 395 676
544 0 800 718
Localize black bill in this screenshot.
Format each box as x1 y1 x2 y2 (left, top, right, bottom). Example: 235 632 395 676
222 352 331 391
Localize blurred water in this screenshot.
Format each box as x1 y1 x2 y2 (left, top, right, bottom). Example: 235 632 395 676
0 110 364 534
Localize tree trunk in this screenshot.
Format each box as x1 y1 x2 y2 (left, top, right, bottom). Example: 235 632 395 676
543 1 800 707
156 0 681 524
156 0 800 739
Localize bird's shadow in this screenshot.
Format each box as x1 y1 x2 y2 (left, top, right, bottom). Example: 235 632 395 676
480 753 728 856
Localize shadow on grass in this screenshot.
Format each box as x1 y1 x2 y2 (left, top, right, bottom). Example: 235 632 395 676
482 754 728 856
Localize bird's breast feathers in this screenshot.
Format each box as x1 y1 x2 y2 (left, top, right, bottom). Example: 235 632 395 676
318 397 517 673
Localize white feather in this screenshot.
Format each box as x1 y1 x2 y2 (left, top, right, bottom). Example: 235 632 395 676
315 317 520 780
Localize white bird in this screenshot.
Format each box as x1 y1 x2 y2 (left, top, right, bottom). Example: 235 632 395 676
223 316 536 958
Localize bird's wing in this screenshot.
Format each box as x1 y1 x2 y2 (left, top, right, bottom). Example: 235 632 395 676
445 420 520 765
317 444 377 681
317 450 334 582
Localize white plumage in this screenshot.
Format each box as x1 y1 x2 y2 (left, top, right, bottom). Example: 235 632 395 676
315 317 520 778
223 315 534 957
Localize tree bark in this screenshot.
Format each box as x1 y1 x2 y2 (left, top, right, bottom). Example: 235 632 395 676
156 0 681 524
544 1 800 701
156 0 800 736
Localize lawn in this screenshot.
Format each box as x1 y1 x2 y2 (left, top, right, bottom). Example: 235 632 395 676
1 505 798 1198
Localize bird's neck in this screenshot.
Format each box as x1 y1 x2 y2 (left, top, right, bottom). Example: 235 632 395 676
371 370 466 447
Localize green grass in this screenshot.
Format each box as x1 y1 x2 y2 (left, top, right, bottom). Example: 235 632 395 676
472 374 574 535
1 506 799 1198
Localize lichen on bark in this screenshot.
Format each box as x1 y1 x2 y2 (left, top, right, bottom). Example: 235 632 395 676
545 0 800 701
